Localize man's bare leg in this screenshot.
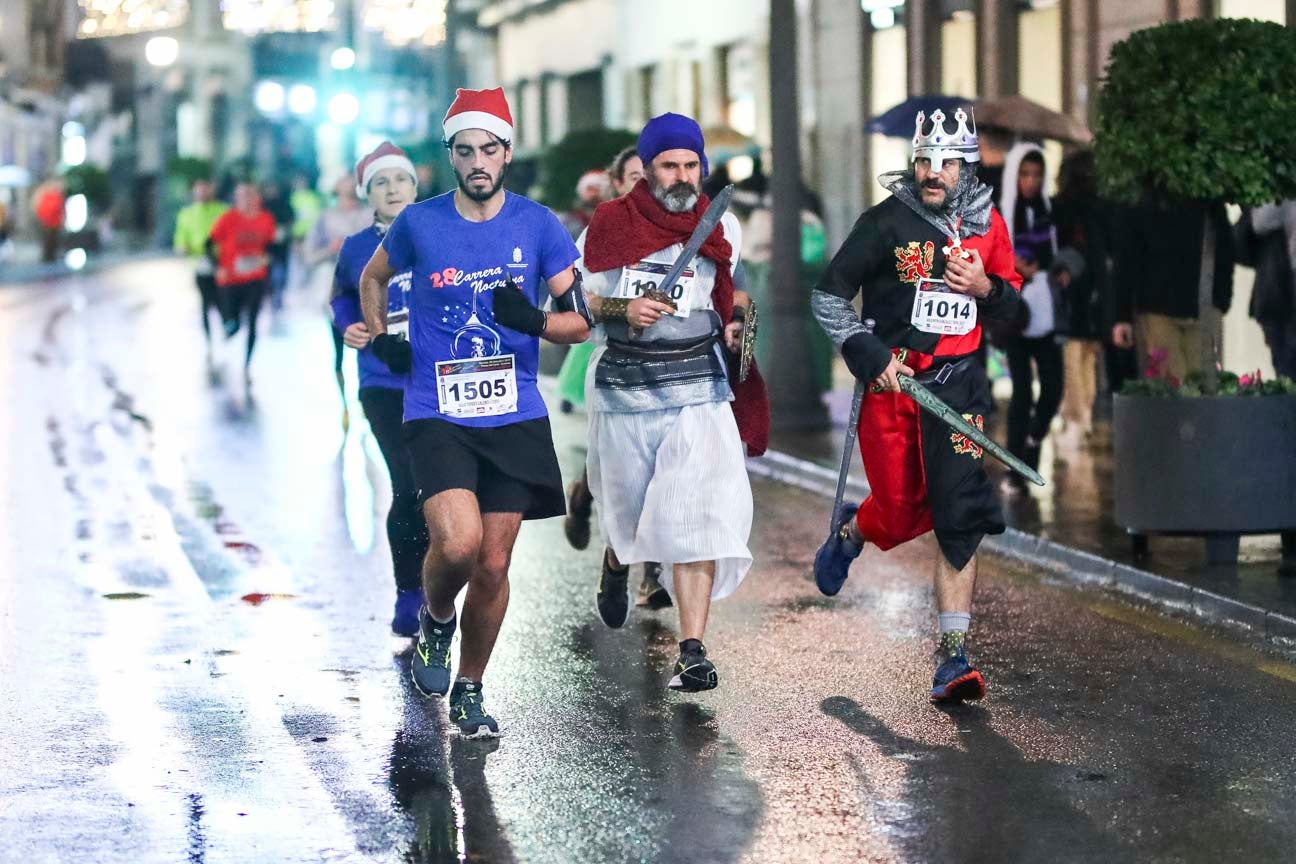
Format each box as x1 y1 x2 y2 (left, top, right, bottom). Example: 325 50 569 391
934 551 976 617
930 550 985 702
421 489 483 620
456 511 522 682
669 560 719 692
673 560 715 642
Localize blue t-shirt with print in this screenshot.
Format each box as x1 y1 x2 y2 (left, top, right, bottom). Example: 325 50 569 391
331 224 412 393
381 191 579 426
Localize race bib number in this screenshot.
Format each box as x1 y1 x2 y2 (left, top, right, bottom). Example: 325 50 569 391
910 278 977 336
435 355 518 419
614 260 695 316
233 254 264 276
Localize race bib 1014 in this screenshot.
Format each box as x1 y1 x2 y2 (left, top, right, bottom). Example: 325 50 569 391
910 278 977 336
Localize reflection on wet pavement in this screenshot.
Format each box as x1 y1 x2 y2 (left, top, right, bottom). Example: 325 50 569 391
1 259 1295 863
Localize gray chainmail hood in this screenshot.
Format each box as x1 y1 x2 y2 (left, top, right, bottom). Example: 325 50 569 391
878 161 994 241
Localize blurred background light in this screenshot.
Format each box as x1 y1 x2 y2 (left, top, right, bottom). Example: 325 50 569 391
254 80 286 114
65 195 89 233
287 83 317 115
327 92 360 125
76 0 189 39
330 46 356 70
145 35 180 66
362 0 447 47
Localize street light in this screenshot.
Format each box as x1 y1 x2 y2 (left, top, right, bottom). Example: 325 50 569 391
327 92 361 125
254 80 286 114
331 47 356 70
145 36 179 67
288 83 317 115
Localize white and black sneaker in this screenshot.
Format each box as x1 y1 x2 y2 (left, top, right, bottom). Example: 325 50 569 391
668 639 718 692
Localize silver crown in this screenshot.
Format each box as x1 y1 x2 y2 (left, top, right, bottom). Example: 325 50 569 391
912 107 980 165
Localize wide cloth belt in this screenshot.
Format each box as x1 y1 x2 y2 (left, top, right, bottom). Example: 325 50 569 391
596 334 726 392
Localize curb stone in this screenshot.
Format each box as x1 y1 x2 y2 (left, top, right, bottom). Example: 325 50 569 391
749 449 1291 647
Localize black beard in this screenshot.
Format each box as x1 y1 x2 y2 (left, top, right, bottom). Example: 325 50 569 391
456 164 507 202
649 177 698 213
919 182 948 211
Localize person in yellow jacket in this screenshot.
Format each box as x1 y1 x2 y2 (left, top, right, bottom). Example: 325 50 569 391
173 178 229 377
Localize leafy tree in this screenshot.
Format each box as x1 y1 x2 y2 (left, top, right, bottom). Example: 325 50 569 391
1095 18 1296 392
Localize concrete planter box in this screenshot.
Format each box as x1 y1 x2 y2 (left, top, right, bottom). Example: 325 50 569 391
1113 394 1296 563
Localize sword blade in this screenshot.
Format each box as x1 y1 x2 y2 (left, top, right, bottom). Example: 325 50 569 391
830 381 866 535
899 376 1046 486
656 184 733 301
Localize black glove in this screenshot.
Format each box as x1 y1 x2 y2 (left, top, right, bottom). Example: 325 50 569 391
841 331 893 382
371 334 413 374
491 279 547 336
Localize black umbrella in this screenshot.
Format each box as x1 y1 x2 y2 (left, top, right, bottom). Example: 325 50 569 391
867 94 972 138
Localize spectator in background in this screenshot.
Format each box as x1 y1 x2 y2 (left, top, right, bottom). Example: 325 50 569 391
261 180 295 315
173 178 229 376
560 169 610 239
1236 201 1296 380
1109 199 1233 383
999 143 1063 491
306 176 373 408
1051 150 1109 443
32 178 66 263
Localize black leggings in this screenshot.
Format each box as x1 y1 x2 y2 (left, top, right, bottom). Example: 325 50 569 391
223 279 266 365
1006 335 1064 462
360 387 430 592
196 274 219 341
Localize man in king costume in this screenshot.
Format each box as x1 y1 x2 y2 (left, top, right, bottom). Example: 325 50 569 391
811 108 1023 703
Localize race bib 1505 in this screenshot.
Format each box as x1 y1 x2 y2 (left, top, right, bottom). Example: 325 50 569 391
435 355 518 418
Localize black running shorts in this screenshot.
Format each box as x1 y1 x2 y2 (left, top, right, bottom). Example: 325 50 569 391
404 416 566 520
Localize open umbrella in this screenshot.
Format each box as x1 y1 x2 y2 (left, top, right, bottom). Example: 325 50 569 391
972 95 1093 145
867 95 972 138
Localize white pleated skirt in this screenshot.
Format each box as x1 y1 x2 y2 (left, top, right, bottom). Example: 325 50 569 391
587 400 753 601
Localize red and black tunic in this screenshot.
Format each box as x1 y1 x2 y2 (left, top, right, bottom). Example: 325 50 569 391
815 196 1023 570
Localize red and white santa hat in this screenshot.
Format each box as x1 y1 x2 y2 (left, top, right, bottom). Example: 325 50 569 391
355 140 417 198
442 87 514 144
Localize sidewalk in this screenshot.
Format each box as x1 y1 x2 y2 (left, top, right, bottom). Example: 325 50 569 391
0 235 160 285
763 382 1296 645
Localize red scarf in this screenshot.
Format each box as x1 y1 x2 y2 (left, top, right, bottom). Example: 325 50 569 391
584 180 769 456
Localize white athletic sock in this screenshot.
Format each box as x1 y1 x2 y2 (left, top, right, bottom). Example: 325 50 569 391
938 612 971 634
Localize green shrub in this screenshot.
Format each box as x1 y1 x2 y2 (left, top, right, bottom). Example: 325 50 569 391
536 128 637 210
62 164 111 209
1095 18 1296 206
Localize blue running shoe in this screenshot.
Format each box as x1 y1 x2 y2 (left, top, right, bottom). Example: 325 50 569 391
449 680 501 739
411 607 455 698
814 505 861 596
391 589 423 638
930 649 986 703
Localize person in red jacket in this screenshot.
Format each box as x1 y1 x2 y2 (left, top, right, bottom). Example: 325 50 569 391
208 182 277 382
810 108 1023 704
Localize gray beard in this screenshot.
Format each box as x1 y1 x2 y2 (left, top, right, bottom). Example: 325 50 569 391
650 178 699 213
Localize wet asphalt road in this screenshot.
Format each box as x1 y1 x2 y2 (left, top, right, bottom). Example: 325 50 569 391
3 258 1296 864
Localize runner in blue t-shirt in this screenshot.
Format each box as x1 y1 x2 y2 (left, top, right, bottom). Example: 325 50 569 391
330 141 430 639
358 88 594 739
